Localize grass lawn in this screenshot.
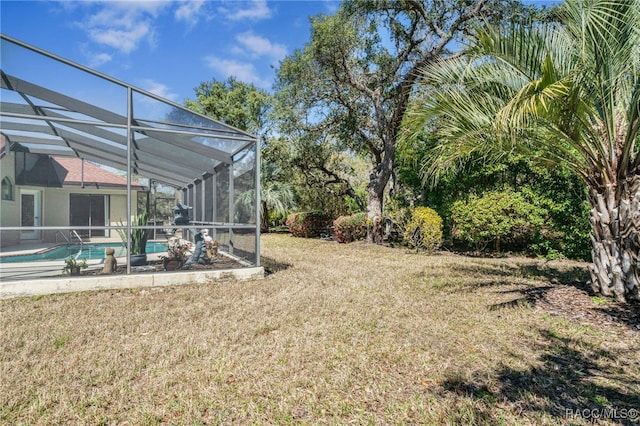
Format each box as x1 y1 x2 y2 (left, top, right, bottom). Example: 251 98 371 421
1 234 639 425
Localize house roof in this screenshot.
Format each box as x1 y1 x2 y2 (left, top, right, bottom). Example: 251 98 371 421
53 156 146 190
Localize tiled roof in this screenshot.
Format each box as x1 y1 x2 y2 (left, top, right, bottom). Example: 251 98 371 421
52 157 146 190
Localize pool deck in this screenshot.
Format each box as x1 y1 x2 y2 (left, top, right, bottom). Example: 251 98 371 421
0 240 159 281
0 241 264 299
1 241 59 256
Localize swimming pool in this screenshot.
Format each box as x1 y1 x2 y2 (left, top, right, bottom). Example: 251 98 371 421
0 241 169 263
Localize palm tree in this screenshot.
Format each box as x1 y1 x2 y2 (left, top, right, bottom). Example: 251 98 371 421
403 0 639 302
236 163 295 233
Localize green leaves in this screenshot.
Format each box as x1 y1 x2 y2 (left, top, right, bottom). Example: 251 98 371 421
407 0 640 191
450 189 548 252
403 207 443 252
185 77 271 135
116 210 149 255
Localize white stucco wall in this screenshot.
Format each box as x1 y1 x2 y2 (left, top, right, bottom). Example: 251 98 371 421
0 152 18 226
1 152 144 247
1 152 20 246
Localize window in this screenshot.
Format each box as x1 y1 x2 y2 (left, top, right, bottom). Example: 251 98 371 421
1 177 14 201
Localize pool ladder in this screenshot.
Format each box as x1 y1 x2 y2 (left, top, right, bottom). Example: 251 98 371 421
70 230 84 259
55 231 70 243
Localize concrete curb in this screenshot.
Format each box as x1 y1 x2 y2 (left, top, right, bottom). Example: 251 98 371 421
0 267 264 299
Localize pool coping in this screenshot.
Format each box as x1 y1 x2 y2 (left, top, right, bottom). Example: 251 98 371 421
0 266 265 300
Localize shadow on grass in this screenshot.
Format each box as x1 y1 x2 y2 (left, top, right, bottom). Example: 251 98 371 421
260 255 292 276
450 260 640 331
592 303 640 330
489 286 555 310
440 329 640 425
489 284 640 332
452 260 589 289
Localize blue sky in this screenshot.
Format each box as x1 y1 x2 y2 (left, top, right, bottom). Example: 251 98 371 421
1 0 341 103
1 0 557 105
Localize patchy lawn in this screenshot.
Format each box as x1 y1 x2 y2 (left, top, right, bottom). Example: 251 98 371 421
1 234 638 425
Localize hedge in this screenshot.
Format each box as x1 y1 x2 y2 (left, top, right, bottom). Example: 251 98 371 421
286 211 332 238
333 212 368 243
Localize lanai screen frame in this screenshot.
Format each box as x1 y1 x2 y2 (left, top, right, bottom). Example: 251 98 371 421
0 34 261 273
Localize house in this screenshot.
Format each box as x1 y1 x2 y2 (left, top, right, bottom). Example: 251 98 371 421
1 135 146 248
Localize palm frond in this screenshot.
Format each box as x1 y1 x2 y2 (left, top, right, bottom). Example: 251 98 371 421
406 0 639 190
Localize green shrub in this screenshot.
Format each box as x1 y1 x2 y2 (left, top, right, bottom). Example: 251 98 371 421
333 212 368 243
403 207 443 252
285 211 331 238
449 190 546 252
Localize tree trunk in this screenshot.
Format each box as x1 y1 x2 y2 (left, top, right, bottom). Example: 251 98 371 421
366 181 385 244
587 176 640 302
261 200 269 233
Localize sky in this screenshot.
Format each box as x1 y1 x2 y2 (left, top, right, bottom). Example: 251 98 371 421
0 0 341 103
1 0 557 106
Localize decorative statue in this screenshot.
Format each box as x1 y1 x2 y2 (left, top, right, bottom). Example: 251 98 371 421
100 247 117 274
184 229 208 267
204 230 218 260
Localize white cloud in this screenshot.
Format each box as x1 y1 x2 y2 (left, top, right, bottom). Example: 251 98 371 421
88 23 153 54
87 52 113 68
235 31 287 61
174 0 205 27
204 55 271 88
76 1 169 54
138 78 179 101
219 0 272 21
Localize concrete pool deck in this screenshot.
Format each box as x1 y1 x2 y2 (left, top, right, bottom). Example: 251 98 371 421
0 242 264 299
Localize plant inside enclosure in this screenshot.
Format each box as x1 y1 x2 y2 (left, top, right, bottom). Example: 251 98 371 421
116 210 149 255
62 256 88 275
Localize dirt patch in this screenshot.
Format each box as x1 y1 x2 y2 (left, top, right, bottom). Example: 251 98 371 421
534 284 640 334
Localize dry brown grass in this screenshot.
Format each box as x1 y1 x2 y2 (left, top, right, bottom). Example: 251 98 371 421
1 234 639 425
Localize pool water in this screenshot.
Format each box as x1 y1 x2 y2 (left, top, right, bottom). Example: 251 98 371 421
0 241 169 263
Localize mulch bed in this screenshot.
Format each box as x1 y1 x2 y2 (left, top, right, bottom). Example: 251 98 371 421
84 254 243 276
531 284 640 335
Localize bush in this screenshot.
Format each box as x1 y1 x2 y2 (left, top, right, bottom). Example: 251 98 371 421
333 212 368 243
449 189 546 252
386 206 414 242
286 211 332 238
403 207 443 252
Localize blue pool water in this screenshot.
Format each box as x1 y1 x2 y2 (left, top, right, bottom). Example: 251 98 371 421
0 241 169 263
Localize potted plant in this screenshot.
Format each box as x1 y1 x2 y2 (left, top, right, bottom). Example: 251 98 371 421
162 238 190 270
117 210 149 266
62 256 88 276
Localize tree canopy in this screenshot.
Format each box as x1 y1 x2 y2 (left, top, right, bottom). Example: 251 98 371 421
274 0 538 241
185 77 271 136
